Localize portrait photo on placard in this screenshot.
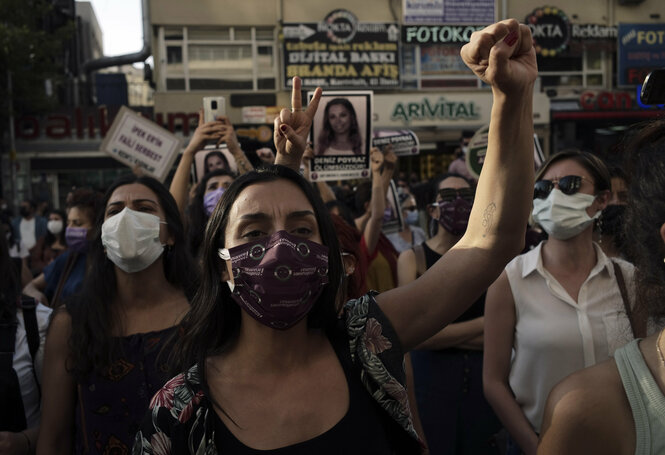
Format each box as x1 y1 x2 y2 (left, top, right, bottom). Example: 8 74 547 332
308 91 373 181
193 145 238 182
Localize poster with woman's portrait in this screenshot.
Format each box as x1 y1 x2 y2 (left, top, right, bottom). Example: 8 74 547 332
308 91 373 182
192 145 238 182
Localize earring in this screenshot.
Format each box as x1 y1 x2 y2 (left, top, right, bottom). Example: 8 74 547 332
164 244 174 262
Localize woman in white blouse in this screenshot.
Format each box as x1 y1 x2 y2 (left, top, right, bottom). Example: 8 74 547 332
483 150 639 455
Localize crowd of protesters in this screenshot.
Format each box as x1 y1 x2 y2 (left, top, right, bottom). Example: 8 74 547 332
2 19 664 455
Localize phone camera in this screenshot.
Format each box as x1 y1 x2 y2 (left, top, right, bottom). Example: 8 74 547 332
211 101 218 109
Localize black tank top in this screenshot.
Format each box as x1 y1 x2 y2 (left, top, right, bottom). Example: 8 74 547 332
422 242 485 322
213 327 397 454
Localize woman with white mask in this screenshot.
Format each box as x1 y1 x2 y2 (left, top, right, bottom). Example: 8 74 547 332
37 175 196 455
483 150 642 455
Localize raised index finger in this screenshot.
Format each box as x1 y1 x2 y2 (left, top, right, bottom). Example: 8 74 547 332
291 76 302 111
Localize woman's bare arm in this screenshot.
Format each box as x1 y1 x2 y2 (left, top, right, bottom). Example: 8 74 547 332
169 110 225 219
376 20 537 351
483 271 538 455
23 274 48 306
36 310 77 455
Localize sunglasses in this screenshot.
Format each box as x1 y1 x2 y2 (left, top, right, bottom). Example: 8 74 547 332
437 188 474 202
533 175 593 199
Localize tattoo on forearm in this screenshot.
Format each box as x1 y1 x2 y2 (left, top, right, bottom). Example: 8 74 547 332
482 203 497 237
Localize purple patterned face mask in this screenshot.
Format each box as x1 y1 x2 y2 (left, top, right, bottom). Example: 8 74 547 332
218 231 329 330
382 206 394 223
204 187 226 217
437 198 472 236
65 226 88 252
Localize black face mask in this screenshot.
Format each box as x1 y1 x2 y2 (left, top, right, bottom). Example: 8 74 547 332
602 204 626 237
19 207 31 218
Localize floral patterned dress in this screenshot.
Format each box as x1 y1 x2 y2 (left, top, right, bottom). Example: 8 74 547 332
75 326 178 455
133 293 424 454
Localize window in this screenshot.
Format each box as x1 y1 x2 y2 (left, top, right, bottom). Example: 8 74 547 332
400 44 483 90
537 47 605 88
159 26 277 91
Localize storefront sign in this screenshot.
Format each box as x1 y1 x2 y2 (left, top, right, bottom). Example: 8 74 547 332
618 23 665 86
420 45 471 74
14 107 201 141
391 97 480 124
526 6 570 57
403 0 494 25
100 106 181 182
580 91 632 110
402 25 485 44
283 10 400 89
374 92 550 128
570 24 617 39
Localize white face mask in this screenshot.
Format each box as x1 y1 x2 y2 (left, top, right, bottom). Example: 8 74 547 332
47 220 64 235
532 188 600 240
101 207 167 273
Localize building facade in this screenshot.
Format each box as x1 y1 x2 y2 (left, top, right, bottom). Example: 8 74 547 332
4 0 664 207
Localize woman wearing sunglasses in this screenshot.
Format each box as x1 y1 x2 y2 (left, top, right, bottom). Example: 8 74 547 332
397 173 501 454
483 150 639 455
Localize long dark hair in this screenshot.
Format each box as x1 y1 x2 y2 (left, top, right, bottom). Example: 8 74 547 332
171 165 343 374
0 233 20 322
186 169 236 258
623 119 665 321
316 98 362 156
67 174 196 380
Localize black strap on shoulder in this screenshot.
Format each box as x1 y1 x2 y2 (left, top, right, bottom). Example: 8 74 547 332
0 306 28 431
52 251 79 308
0 316 18 371
19 296 42 401
412 243 426 278
20 296 39 361
612 260 646 339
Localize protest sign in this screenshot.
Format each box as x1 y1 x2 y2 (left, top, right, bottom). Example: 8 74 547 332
382 180 404 234
100 106 181 182
466 124 489 179
372 129 420 156
193 145 238 182
308 91 372 182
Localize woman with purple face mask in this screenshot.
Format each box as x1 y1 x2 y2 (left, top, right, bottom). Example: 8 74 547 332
397 173 501 455
134 17 539 454
23 188 102 307
185 169 235 258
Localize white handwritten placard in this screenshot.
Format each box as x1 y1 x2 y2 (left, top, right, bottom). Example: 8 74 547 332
100 106 182 182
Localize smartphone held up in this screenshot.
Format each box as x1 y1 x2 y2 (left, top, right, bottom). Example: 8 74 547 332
203 96 226 123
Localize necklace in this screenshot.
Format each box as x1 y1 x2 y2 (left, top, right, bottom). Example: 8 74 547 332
657 330 665 367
